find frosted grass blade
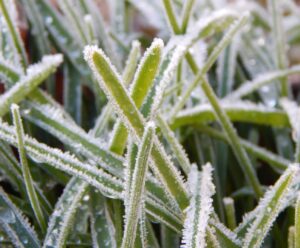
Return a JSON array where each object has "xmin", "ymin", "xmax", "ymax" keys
[
  {"xmin": 0, "ymin": 57, "xmax": 21, "ymax": 85},
  {"xmin": 109, "ymin": 39, "xmax": 163, "ymax": 154},
  {"xmin": 172, "ymin": 101, "xmax": 289, "ymax": 129},
  {"xmin": 43, "ymin": 178, "xmax": 88, "ymax": 248},
  {"xmin": 162, "ymin": 0, "xmax": 181, "ymax": 34},
  {"xmin": 0, "ymin": 54, "xmax": 63, "ymax": 117},
  {"xmin": 11, "ymin": 104, "xmax": 47, "ymax": 233},
  {"xmin": 0, "ymin": 187, "xmax": 40, "ymax": 248},
  {"xmin": 181, "ymin": 164, "xmax": 215, "ymax": 248},
  {"xmin": 0, "ymin": 0, "xmax": 27, "ymax": 71},
  {"xmin": 92, "ymin": 40, "xmax": 141, "ymax": 137},
  {"xmin": 84, "ymin": 45, "xmax": 189, "ymax": 210},
  {"xmin": 206, "ymin": 227, "xmax": 221, "ymax": 248},
  {"xmin": 180, "ymin": 0, "xmax": 196, "ymax": 33},
  {"xmin": 289, "ymin": 226, "xmax": 295, "ymax": 248},
  {"xmin": 157, "ymin": 114, "xmax": 191, "ymax": 174},
  {"xmin": 121, "ymin": 123, "xmax": 155, "ymax": 248},
  {"xmin": 243, "ymin": 165, "xmax": 298, "ymax": 248},
  {"xmin": 226, "ymin": 65, "xmax": 300, "ymax": 100}
]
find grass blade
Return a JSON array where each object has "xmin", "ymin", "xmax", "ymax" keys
[
  {"xmin": 43, "ymin": 178, "xmax": 88, "ymax": 248},
  {"xmin": 181, "ymin": 164, "xmax": 215, "ymax": 248},
  {"xmin": 0, "ymin": 187, "xmax": 40, "ymax": 248},
  {"xmin": 223, "ymin": 197, "xmax": 236, "ymax": 230},
  {"xmin": 121, "ymin": 122, "xmax": 155, "ymax": 248},
  {"xmin": 199, "ymin": 76, "xmax": 263, "ymax": 198},
  {"xmin": 0, "ymin": 54, "xmax": 63, "ymax": 117},
  {"xmin": 11, "ymin": 104, "xmax": 47, "ymax": 234},
  {"xmin": 242, "ymin": 165, "xmax": 299, "ymax": 248},
  {"xmin": 0, "ymin": 57, "xmax": 21, "ymax": 85},
  {"xmin": 180, "ymin": 0, "xmax": 196, "ymax": 33},
  {"xmin": 295, "ymin": 193, "xmax": 300, "ymax": 248}
]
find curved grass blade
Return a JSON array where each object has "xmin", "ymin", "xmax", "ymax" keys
[
  {"xmin": 0, "ymin": 120, "xmax": 123, "ymax": 198},
  {"xmin": 157, "ymin": 114, "xmax": 191, "ymax": 174},
  {"xmin": 181, "ymin": 164, "xmax": 215, "ymax": 248},
  {"xmin": 172, "ymin": 101, "xmax": 289, "ymax": 129},
  {"xmin": 0, "ymin": 54, "xmax": 63, "ymax": 117},
  {"xmin": 0, "ymin": 187, "xmax": 40, "ymax": 248},
  {"xmin": 109, "ymin": 38, "xmax": 163, "ymax": 154},
  {"xmin": 43, "ymin": 178, "xmax": 88, "ymax": 248},
  {"xmin": 242, "ymin": 164, "xmax": 298, "ymax": 248},
  {"xmin": 121, "ymin": 122, "xmax": 155, "ymax": 248},
  {"xmin": 170, "ymin": 13, "xmax": 249, "ymax": 119},
  {"xmin": 84, "ymin": 45, "xmax": 189, "ymax": 210},
  {"xmin": 0, "ymin": 141, "xmax": 52, "ymax": 216},
  {"xmin": 196, "ymin": 124, "xmax": 289, "ymax": 173},
  {"xmin": 226, "ymin": 65, "xmax": 300, "ymax": 100},
  {"xmin": 11, "ymin": 104, "xmax": 47, "ymax": 233},
  {"xmin": 0, "ymin": 0, "xmax": 27, "ymax": 71}
]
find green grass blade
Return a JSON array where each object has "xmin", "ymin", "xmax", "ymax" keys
[
  {"xmin": 0, "ymin": 54, "xmax": 63, "ymax": 117},
  {"xmin": 92, "ymin": 40, "xmax": 141, "ymax": 137},
  {"xmin": 0, "ymin": 0, "xmax": 27, "ymax": 71},
  {"xmin": 172, "ymin": 101, "xmax": 289, "ymax": 129},
  {"xmin": 206, "ymin": 226, "xmax": 221, "ymax": 248},
  {"xmin": 11, "ymin": 104, "xmax": 47, "ymax": 234},
  {"xmin": 0, "ymin": 120, "xmax": 123, "ymax": 198},
  {"xmin": 121, "ymin": 123, "xmax": 155, "ymax": 248},
  {"xmin": 195, "ymin": 125, "xmax": 290, "ymax": 172},
  {"xmin": 223, "ymin": 197, "xmax": 236, "ymax": 230},
  {"xmin": 295, "ymin": 193, "xmax": 300, "ymax": 248},
  {"xmin": 243, "ymin": 165, "xmax": 298, "ymax": 248},
  {"xmin": 181, "ymin": 164, "xmax": 215, "ymax": 248},
  {"xmin": 180, "ymin": 0, "xmax": 196, "ymax": 33},
  {"xmin": 43, "ymin": 178, "xmax": 88, "ymax": 248},
  {"xmin": 0, "ymin": 187, "xmax": 40, "ymax": 248},
  {"xmin": 157, "ymin": 114, "xmax": 191, "ymax": 174},
  {"xmin": 162, "ymin": 0, "xmax": 181, "ymax": 34},
  {"xmin": 109, "ymin": 39, "xmax": 163, "ymax": 154},
  {"xmin": 84, "ymin": 45, "xmax": 189, "ymax": 210}
]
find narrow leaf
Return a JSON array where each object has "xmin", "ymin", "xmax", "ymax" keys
[
  {"xmin": 243, "ymin": 164, "xmax": 299, "ymax": 248},
  {"xmin": 181, "ymin": 163, "xmax": 215, "ymax": 248},
  {"xmin": 11, "ymin": 104, "xmax": 47, "ymax": 233}
]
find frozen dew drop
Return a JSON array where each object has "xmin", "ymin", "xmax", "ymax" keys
[{"xmin": 45, "ymin": 16, "xmax": 53, "ymax": 25}]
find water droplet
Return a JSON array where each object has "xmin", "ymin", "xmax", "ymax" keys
[{"xmin": 45, "ymin": 16, "xmax": 53, "ymax": 25}]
